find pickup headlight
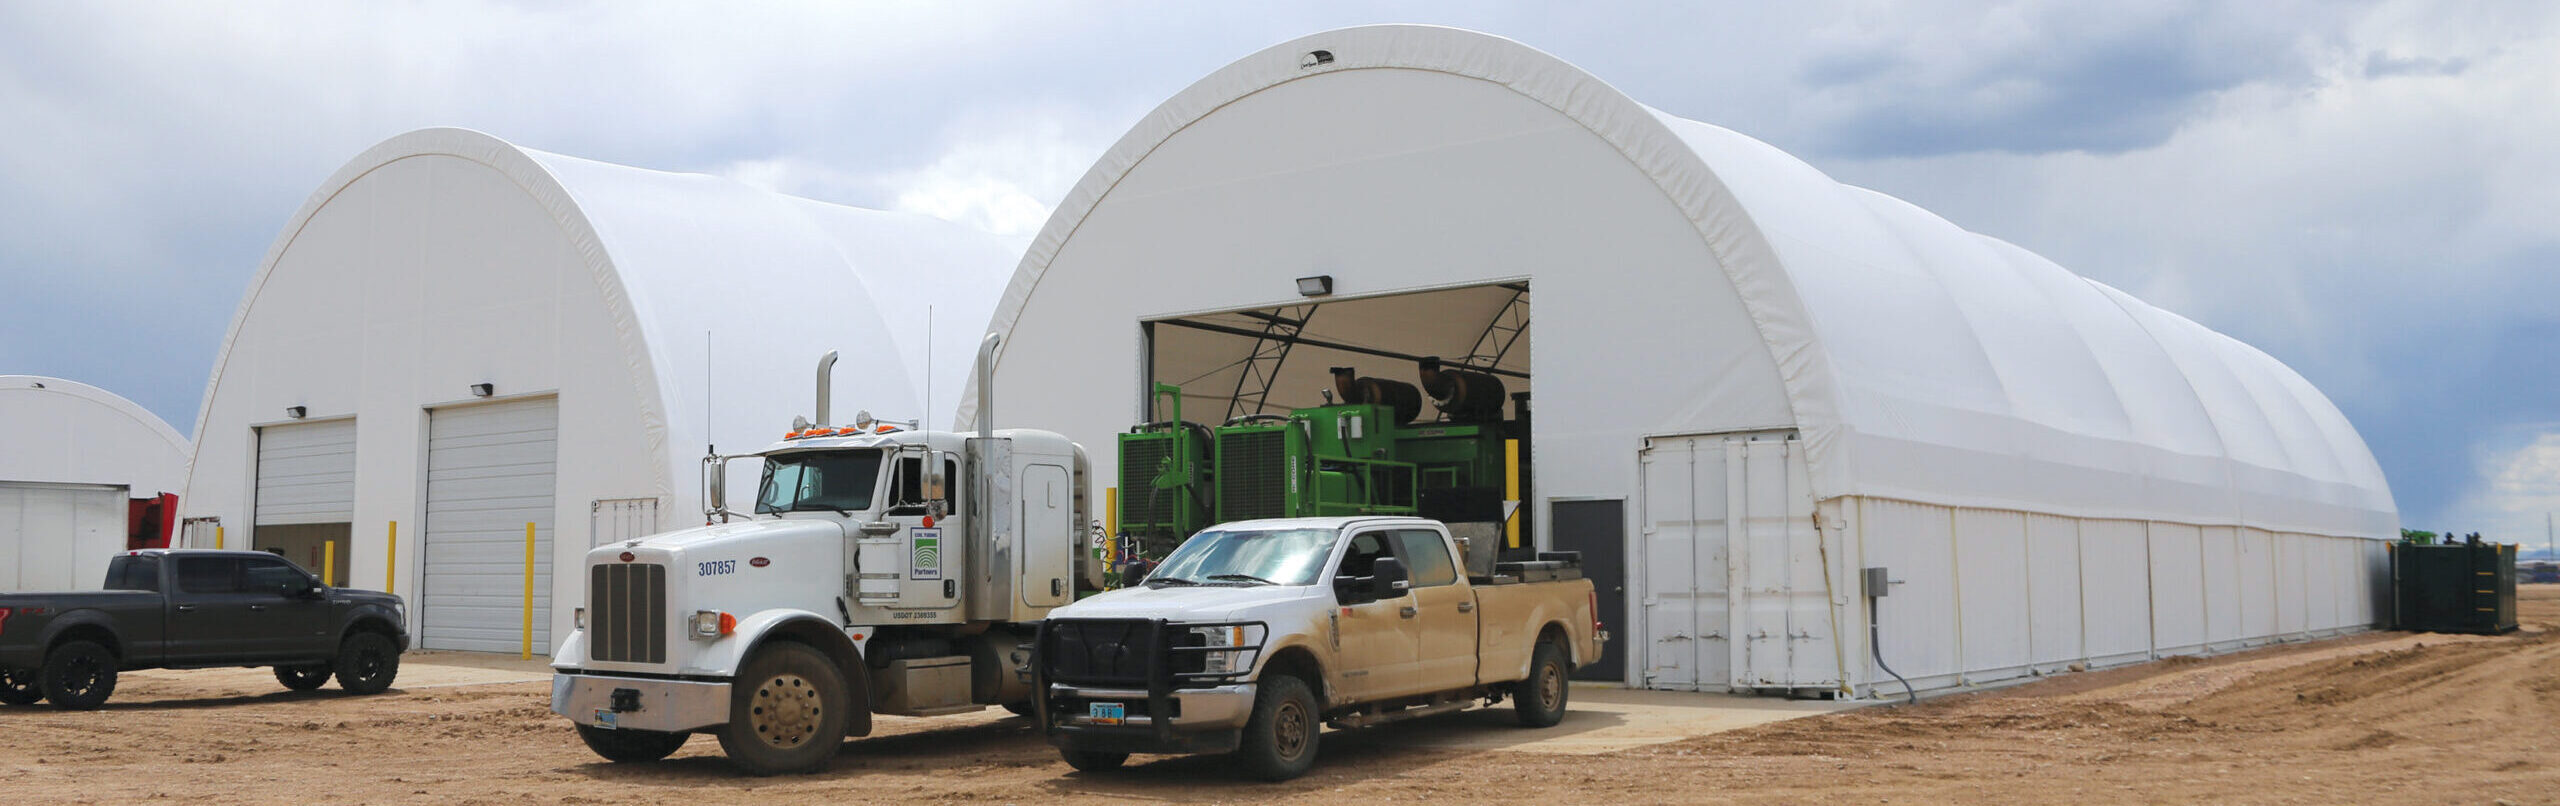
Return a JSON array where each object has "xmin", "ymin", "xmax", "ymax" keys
[{"xmin": 1187, "ymin": 624, "xmax": 1265, "ymax": 675}]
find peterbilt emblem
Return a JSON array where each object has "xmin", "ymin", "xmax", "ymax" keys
[
  {"xmin": 618, "ymin": 551, "xmax": 635, "ymax": 562},
  {"xmin": 749, "ymin": 557, "xmax": 770, "ymax": 568}
]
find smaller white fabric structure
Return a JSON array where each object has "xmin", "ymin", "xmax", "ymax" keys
[
  {"xmin": 1, "ymin": 376, "xmax": 192, "ymax": 590},
  {"xmin": 972, "ymin": 25, "xmax": 2397, "ymax": 695},
  {"xmin": 183, "ymin": 128, "xmax": 1014, "ymax": 650}
]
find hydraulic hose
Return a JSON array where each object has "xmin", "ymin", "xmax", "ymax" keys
[{"xmin": 1868, "ymin": 596, "xmax": 1917, "ymax": 705}]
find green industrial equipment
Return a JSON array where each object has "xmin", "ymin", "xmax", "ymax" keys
[
  {"xmin": 1214, "ymin": 404, "xmax": 1419, "ymax": 523},
  {"xmin": 1116, "ymin": 383, "xmax": 1212, "ymax": 557}
]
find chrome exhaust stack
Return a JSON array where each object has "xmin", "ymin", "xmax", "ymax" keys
[
  {"xmin": 814, "ymin": 350, "xmax": 840, "ymax": 427},
  {"xmin": 976, "ymin": 334, "xmax": 1000, "ymax": 440}
]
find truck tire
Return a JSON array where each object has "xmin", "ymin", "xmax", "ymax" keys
[
  {"xmin": 40, "ymin": 640, "xmax": 117, "ymax": 710},
  {"xmin": 274, "ymin": 663, "xmax": 333, "ymax": 691},
  {"xmin": 716, "ymin": 642, "xmax": 851, "ymax": 775},
  {"xmin": 334, "ymin": 632, "xmax": 401, "ymax": 694},
  {"xmin": 0, "ymin": 667, "xmax": 40, "ymax": 706},
  {"xmin": 1513, "ymin": 640, "xmax": 1569, "ymax": 728},
  {"xmin": 1059, "ymin": 747, "xmax": 1129, "ymax": 772},
  {"xmin": 577, "ymin": 724, "xmax": 691, "ymax": 763},
  {"xmin": 1236, "ymin": 674, "xmax": 1319, "ymax": 781}
]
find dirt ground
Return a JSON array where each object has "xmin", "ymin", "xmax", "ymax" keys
[{"xmin": 9, "ymin": 590, "xmax": 2560, "ymax": 805}]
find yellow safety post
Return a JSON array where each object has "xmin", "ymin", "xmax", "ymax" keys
[
  {"xmin": 215, "ymin": 525, "xmax": 225, "ymax": 550},
  {"xmin": 323, "ymin": 540, "xmax": 336, "ymax": 586},
  {"xmin": 1504, "ymin": 439, "xmax": 1522, "ymax": 549},
  {"xmin": 384, "ymin": 521, "xmax": 397, "ymax": 594},
  {"xmin": 523, "ymin": 522, "xmax": 536, "ymax": 660},
  {"xmin": 1104, "ymin": 487, "xmax": 1121, "ymax": 566}
]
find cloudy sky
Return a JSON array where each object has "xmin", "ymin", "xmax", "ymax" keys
[{"xmin": 2, "ymin": 2, "xmax": 2553, "ymax": 544}]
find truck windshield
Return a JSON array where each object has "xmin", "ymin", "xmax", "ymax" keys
[
  {"xmin": 1147, "ymin": 528, "xmax": 1338, "ymax": 586},
  {"xmin": 755, "ymin": 449, "xmax": 885, "ymax": 514}
]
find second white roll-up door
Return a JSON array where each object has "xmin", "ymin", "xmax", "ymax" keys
[{"xmin": 422, "ymin": 397, "xmax": 558, "ymax": 653}]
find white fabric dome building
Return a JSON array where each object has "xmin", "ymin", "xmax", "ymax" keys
[
  {"xmin": 969, "ymin": 26, "xmax": 2398, "ymax": 695},
  {"xmin": 0, "ymin": 376, "xmax": 191, "ymax": 591},
  {"xmin": 183, "ymin": 128, "xmax": 1013, "ymax": 653}
]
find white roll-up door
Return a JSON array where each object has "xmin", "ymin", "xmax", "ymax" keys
[
  {"xmin": 422, "ymin": 397, "xmax": 558, "ymax": 653},
  {"xmin": 256, "ymin": 418, "xmax": 357, "ymax": 526}
]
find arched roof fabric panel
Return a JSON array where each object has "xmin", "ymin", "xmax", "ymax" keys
[
  {"xmin": 0, "ymin": 375, "xmax": 191, "ymax": 494},
  {"xmin": 978, "ymin": 25, "xmax": 2395, "ymax": 538}
]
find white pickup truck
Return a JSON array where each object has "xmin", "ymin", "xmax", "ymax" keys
[{"xmin": 1033, "ymin": 516, "xmax": 1606, "ymax": 780}]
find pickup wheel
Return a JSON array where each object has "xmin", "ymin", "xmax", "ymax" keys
[
  {"xmin": 577, "ymin": 724, "xmax": 691, "ymax": 763},
  {"xmin": 1059, "ymin": 747, "xmax": 1129, "ymax": 772},
  {"xmin": 1513, "ymin": 640, "xmax": 1569, "ymax": 728},
  {"xmin": 41, "ymin": 640, "xmax": 117, "ymax": 710},
  {"xmin": 334, "ymin": 632, "xmax": 401, "ymax": 694},
  {"xmin": 1236, "ymin": 674, "xmax": 1320, "ymax": 781},
  {"xmin": 274, "ymin": 663, "xmax": 333, "ymax": 691},
  {"xmin": 0, "ymin": 667, "xmax": 41, "ymax": 705},
  {"xmin": 716, "ymin": 642, "xmax": 850, "ymax": 775}
]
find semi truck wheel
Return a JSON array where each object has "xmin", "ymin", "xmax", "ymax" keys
[
  {"xmin": 577, "ymin": 724, "xmax": 691, "ymax": 763},
  {"xmin": 334, "ymin": 632, "xmax": 401, "ymax": 694},
  {"xmin": 40, "ymin": 640, "xmax": 117, "ymax": 710},
  {"xmin": 1060, "ymin": 747, "xmax": 1128, "ymax": 772},
  {"xmin": 1513, "ymin": 640, "xmax": 1569, "ymax": 728},
  {"xmin": 274, "ymin": 663, "xmax": 333, "ymax": 691},
  {"xmin": 717, "ymin": 642, "xmax": 851, "ymax": 775},
  {"xmin": 1236, "ymin": 674, "xmax": 1319, "ymax": 781},
  {"xmin": 0, "ymin": 667, "xmax": 40, "ymax": 705}
]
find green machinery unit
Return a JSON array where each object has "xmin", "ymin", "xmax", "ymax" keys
[
  {"xmin": 1117, "ymin": 385, "xmax": 1525, "ymax": 562},
  {"xmin": 1116, "ymin": 384, "xmax": 1213, "ymax": 556}
]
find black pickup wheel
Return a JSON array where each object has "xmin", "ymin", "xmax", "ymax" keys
[
  {"xmin": 1060, "ymin": 747, "xmax": 1129, "ymax": 772},
  {"xmin": 274, "ymin": 663, "xmax": 333, "ymax": 691},
  {"xmin": 0, "ymin": 667, "xmax": 40, "ymax": 706},
  {"xmin": 40, "ymin": 640, "xmax": 118, "ymax": 710},
  {"xmin": 334, "ymin": 632, "xmax": 401, "ymax": 694}
]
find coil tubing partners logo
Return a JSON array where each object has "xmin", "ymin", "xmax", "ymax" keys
[{"xmin": 909, "ymin": 528, "xmax": 943, "ymax": 580}]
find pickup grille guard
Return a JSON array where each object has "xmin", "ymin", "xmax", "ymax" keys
[{"xmin": 1034, "ymin": 618, "xmax": 1267, "ymax": 739}]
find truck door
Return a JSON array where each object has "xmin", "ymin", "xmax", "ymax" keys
[
  {"xmin": 1390, "ymin": 529, "xmax": 1479, "ymax": 693},
  {"xmin": 1018, "ymin": 463, "xmax": 1072, "ymax": 609},
  {"xmin": 168, "ymin": 556, "xmax": 256, "ymax": 662},
  {"xmin": 1329, "ymin": 528, "xmax": 1417, "ymax": 702},
  {"xmin": 241, "ymin": 555, "xmax": 333, "ymax": 659}
]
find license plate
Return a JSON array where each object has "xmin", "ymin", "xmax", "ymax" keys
[
  {"xmin": 593, "ymin": 709, "xmax": 618, "ymax": 729},
  {"xmin": 1087, "ymin": 702, "xmax": 1125, "ymax": 725}
]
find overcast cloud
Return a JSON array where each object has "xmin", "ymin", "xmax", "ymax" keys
[{"xmin": 1, "ymin": 2, "xmax": 2552, "ymax": 545}]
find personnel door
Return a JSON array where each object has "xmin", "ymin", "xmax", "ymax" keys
[
  {"xmin": 1392, "ymin": 529, "xmax": 1479, "ymax": 692},
  {"xmin": 1328, "ymin": 528, "xmax": 1417, "ymax": 702}
]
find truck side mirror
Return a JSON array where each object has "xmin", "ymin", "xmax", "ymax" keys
[
  {"xmin": 859, "ymin": 520, "xmax": 902, "ymax": 537},
  {"xmin": 1371, "ymin": 557, "xmax": 1409, "ymax": 600},
  {"xmin": 1333, "ymin": 575, "xmax": 1376, "ymax": 606}
]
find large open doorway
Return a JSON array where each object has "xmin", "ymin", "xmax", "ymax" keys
[{"xmin": 1126, "ymin": 281, "xmax": 1538, "ymax": 568}]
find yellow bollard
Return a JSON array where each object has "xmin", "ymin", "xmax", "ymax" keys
[
  {"xmin": 384, "ymin": 521, "xmax": 397, "ymax": 594},
  {"xmin": 323, "ymin": 540, "xmax": 336, "ymax": 586},
  {"xmin": 216, "ymin": 525, "xmax": 225, "ymax": 550},
  {"xmin": 523, "ymin": 522, "xmax": 536, "ymax": 660},
  {"xmin": 1505, "ymin": 439, "xmax": 1522, "ymax": 549}
]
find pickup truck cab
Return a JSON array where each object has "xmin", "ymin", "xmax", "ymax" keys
[
  {"xmin": 0, "ymin": 549, "xmax": 408, "ymax": 709},
  {"xmin": 1035, "ymin": 516, "xmax": 1606, "ymax": 780}
]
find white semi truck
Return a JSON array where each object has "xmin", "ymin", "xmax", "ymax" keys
[{"xmin": 550, "ymin": 339, "xmax": 1099, "ymax": 774}]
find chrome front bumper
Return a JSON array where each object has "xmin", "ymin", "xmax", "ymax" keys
[{"xmin": 552, "ymin": 673, "xmax": 732, "ymax": 734}]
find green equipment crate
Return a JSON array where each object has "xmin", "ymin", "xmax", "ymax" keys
[{"xmin": 2392, "ymin": 540, "xmax": 2517, "ymax": 634}]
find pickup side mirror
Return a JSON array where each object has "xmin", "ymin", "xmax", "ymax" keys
[
  {"xmin": 301, "ymin": 584, "xmax": 327, "ymax": 599},
  {"xmin": 1371, "ymin": 557, "xmax": 1409, "ymax": 600},
  {"xmin": 1333, "ymin": 575, "xmax": 1376, "ymax": 606}
]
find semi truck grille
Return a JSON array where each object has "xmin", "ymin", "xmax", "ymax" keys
[
  {"xmin": 1118, "ymin": 434, "xmax": 1175, "ymax": 528},
  {"xmin": 589, "ymin": 563, "xmax": 667, "ymax": 664},
  {"xmin": 1042, "ymin": 619, "xmax": 1160, "ymax": 687},
  {"xmin": 1217, "ymin": 428, "xmax": 1286, "ymax": 521}
]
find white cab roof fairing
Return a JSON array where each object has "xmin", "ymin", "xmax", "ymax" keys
[{"xmin": 971, "ymin": 25, "xmax": 2394, "ymax": 539}]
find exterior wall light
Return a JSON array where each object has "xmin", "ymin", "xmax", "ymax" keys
[
  {"xmin": 284, "ymin": 406, "xmax": 307, "ymax": 420},
  {"xmin": 1296, "ymin": 275, "xmax": 1334, "ymax": 297},
  {"xmin": 469, "ymin": 383, "xmax": 494, "ymax": 398}
]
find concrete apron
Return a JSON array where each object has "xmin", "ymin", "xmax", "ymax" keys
[{"xmin": 1350, "ymin": 686, "xmax": 1864, "ymax": 755}]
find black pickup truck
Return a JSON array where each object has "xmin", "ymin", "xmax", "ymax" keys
[{"xmin": 0, "ymin": 549, "xmax": 407, "ymax": 709}]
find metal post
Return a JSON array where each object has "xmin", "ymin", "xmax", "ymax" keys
[
  {"xmin": 216, "ymin": 525, "xmax": 224, "ymax": 550},
  {"xmin": 385, "ymin": 521, "xmax": 398, "ymax": 594},
  {"xmin": 323, "ymin": 540, "xmax": 336, "ymax": 586},
  {"xmin": 1505, "ymin": 439, "xmax": 1522, "ymax": 549},
  {"xmin": 523, "ymin": 522, "xmax": 536, "ymax": 660}
]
